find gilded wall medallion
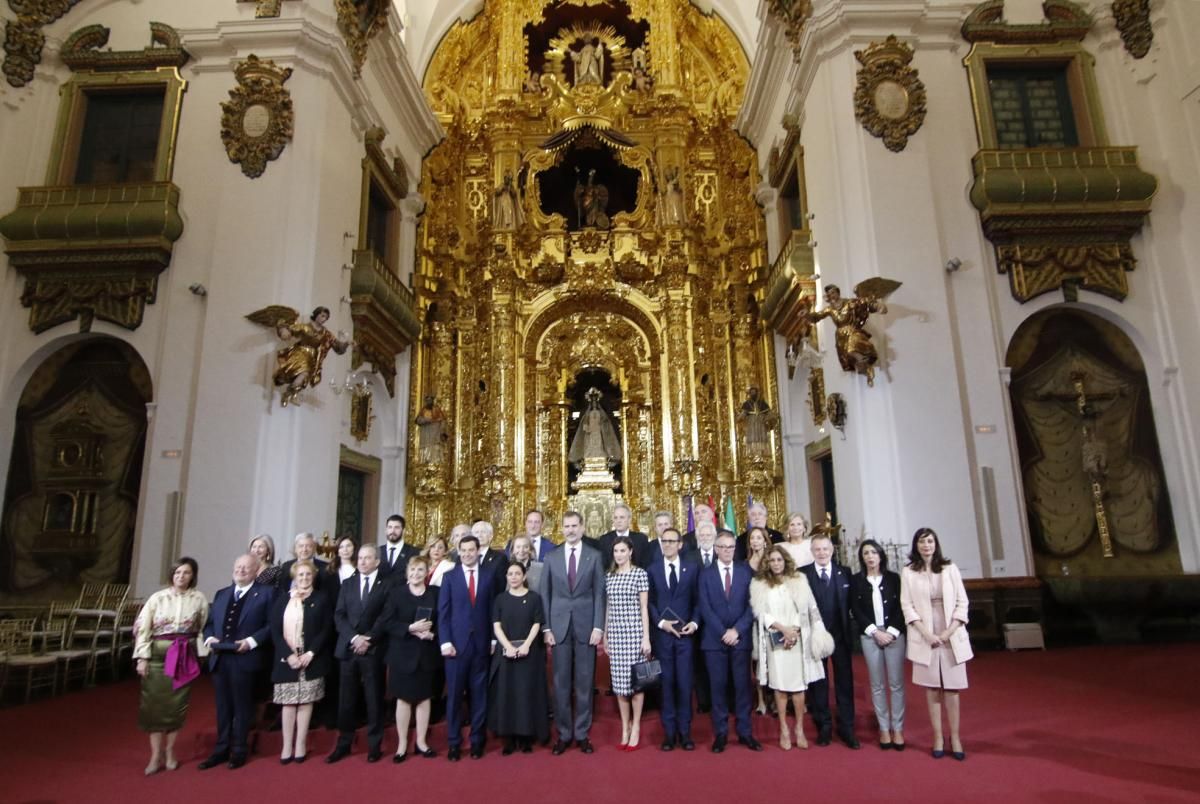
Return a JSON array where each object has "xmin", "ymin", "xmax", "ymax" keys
[
  {"xmin": 853, "ymin": 36, "xmax": 927, "ymax": 152},
  {"xmin": 350, "ymin": 392, "xmax": 374, "ymax": 443},
  {"xmin": 220, "ymin": 55, "xmax": 294, "ymax": 179},
  {"xmin": 1111, "ymin": 0, "xmax": 1152, "ymax": 59}
]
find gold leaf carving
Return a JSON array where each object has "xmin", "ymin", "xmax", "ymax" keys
[
  {"xmin": 853, "ymin": 36, "xmax": 926, "ymax": 153},
  {"xmin": 220, "ymin": 55, "xmax": 294, "ymax": 179}
]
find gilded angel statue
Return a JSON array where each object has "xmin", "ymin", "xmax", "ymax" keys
[
  {"xmin": 807, "ymin": 278, "xmax": 901, "ymax": 386},
  {"xmin": 245, "ymin": 305, "xmax": 350, "ymax": 407}
]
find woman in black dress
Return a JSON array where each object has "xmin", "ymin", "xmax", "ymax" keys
[
  {"xmin": 269, "ymin": 560, "xmax": 333, "ymax": 763},
  {"xmin": 488, "ymin": 561, "xmax": 550, "ymax": 753},
  {"xmin": 384, "ymin": 554, "xmax": 440, "ymax": 762}
]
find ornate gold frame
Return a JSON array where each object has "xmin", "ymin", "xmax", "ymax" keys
[
  {"xmin": 853, "ymin": 36, "xmax": 927, "ymax": 153},
  {"xmin": 335, "ymin": 0, "xmax": 390, "ymax": 77},
  {"xmin": 349, "ymin": 393, "xmax": 374, "ymax": 443},
  {"xmin": 220, "ymin": 55, "xmax": 294, "ymax": 179}
]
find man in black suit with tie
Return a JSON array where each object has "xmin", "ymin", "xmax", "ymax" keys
[
  {"xmin": 801, "ymin": 533, "xmax": 859, "ymax": 749},
  {"xmin": 471, "ymin": 520, "xmax": 508, "ymax": 586},
  {"xmin": 647, "ymin": 527, "xmax": 699, "ymax": 751},
  {"xmin": 200, "ymin": 555, "xmax": 274, "ymax": 770},
  {"xmin": 327, "ymin": 544, "xmax": 392, "ymax": 763},
  {"xmin": 275, "ymin": 532, "xmax": 329, "ymax": 594},
  {"xmin": 735, "ymin": 501, "xmax": 784, "ymax": 560},
  {"xmin": 378, "ymin": 514, "xmax": 418, "ymax": 579},
  {"xmin": 690, "ymin": 521, "xmax": 719, "ymax": 713},
  {"xmin": 697, "ymin": 530, "xmax": 762, "ymax": 753},
  {"xmin": 590, "ymin": 503, "xmax": 651, "ymax": 569}
]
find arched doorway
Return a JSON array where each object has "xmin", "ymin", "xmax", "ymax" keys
[
  {"xmin": 0, "ymin": 337, "xmax": 151, "ymax": 601},
  {"xmin": 1006, "ymin": 308, "xmax": 1179, "ymax": 578}
]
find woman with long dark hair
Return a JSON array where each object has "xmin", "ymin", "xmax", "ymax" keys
[
  {"xmin": 901, "ymin": 528, "xmax": 972, "ymax": 760},
  {"xmin": 850, "ymin": 539, "xmax": 906, "ymax": 750}
]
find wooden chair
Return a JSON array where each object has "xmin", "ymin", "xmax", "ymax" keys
[
  {"xmin": 114, "ymin": 599, "xmax": 144, "ymax": 675},
  {"xmin": 91, "ymin": 598, "xmax": 138, "ymax": 684},
  {"xmin": 0, "ymin": 618, "xmax": 58, "ymax": 704},
  {"xmin": 41, "ymin": 604, "xmax": 92, "ymax": 690}
]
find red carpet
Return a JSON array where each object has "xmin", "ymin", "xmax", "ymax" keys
[{"xmin": 2, "ymin": 644, "xmax": 1198, "ymax": 803}]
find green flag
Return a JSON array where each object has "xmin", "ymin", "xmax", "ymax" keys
[{"xmin": 724, "ymin": 495, "xmax": 737, "ymax": 533}]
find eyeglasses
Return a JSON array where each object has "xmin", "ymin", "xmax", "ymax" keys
[
  {"xmin": 715, "ymin": 543, "xmax": 735, "ymax": 550},
  {"xmin": 660, "ymin": 538, "xmax": 680, "ymax": 544}
]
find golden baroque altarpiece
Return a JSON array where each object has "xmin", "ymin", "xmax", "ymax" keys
[{"xmin": 406, "ymin": 0, "xmax": 784, "ymax": 541}]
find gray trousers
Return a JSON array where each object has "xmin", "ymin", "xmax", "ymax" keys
[
  {"xmin": 860, "ymin": 633, "xmax": 906, "ymax": 733},
  {"xmin": 551, "ymin": 624, "xmax": 596, "ymax": 741}
]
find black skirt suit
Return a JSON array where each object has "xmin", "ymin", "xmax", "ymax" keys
[{"xmin": 384, "ymin": 585, "xmax": 441, "ymax": 703}]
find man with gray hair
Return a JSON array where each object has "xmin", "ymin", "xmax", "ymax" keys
[
  {"xmin": 735, "ymin": 501, "xmax": 783, "ymax": 561},
  {"xmin": 275, "ymin": 532, "xmax": 330, "ymax": 598},
  {"xmin": 588, "ymin": 502, "xmax": 650, "ymax": 570},
  {"xmin": 471, "ymin": 520, "xmax": 507, "ymax": 586}
]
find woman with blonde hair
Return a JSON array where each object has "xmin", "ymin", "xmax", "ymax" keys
[
  {"xmin": 779, "ymin": 513, "xmax": 813, "ymax": 568},
  {"xmin": 750, "ymin": 545, "xmax": 832, "ymax": 750},
  {"xmin": 423, "ymin": 536, "xmax": 455, "ymax": 587},
  {"xmin": 248, "ymin": 534, "xmax": 280, "ymax": 587},
  {"xmin": 269, "ymin": 560, "xmax": 333, "ymax": 763}
]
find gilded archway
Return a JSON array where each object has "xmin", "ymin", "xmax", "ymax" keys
[{"xmin": 406, "ymin": 0, "xmax": 784, "ymax": 541}]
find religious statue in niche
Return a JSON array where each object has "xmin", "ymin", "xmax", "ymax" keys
[
  {"xmin": 570, "ymin": 36, "xmax": 605, "ymax": 86},
  {"xmin": 631, "ymin": 45, "xmax": 653, "ymax": 91},
  {"xmin": 245, "ymin": 304, "xmax": 351, "ymax": 407},
  {"xmin": 659, "ymin": 165, "xmax": 686, "ymax": 226},
  {"xmin": 807, "ymin": 278, "xmax": 901, "ymax": 386},
  {"xmin": 568, "ymin": 387, "xmax": 622, "ymax": 470},
  {"xmin": 574, "ymin": 167, "xmax": 610, "ymax": 229},
  {"xmin": 523, "ymin": 69, "xmax": 543, "ymax": 94},
  {"xmin": 738, "ymin": 385, "xmax": 779, "ymax": 457},
  {"xmin": 414, "ymin": 393, "xmax": 448, "ymax": 464},
  {"xmin": 493, "ymin": 171, "xmax": 524, "ymax": 230}
]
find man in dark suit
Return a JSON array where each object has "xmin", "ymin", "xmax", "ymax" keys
[
  {"xmin": 275, "ymin": 532, "xmax": 330, "ymax": 596},
  {"xmin": 589, "ymin": 503, "xmax": 651, "ymax": 569},
  {"xmin": 327, "ymin": 544, "xmax": 392, "ymax": 764},
  {"xmin": 647, "ymin": 527, "xmax": 700, "ymax": 751},
  {"xmin": 200, "ymin": 554, "xmax": 274, "ymax": 770},
  {"xmin": 540, "ymin": 510, "xmax": 606, "ymax": 755},
  {"xmin": 471, "ymin": 520, "xmax": 509, "ymax": 587},
  {"xmin": 505, "ymin": 509, "xmax": 556, "ymax": 561},
  {"xmin": 735, "ymin": 501, "xmax": 784, "ymax": 560},
  {"xmin": 438, "ymin": 534, "xmax": 496, "ymax": 760},
  {"xmin": 378, "ymin": 514, "xmax": 418, "ymax": 579},
  {"xmin": 801, "ymin": 533, "xmax": 859, "ymax": 749},
  {"xmin": 697, "ymin": 530, "xmax": 762, "ymax": 753}
]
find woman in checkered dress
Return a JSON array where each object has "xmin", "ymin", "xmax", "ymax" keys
[{"xmin": 604, "ymin": 536, "xmax": 652, "ymax": 750}]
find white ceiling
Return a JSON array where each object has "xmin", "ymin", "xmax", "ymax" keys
[{"xmin": 393, "ymin": 0, "xmax": 761, "ymax": 83}]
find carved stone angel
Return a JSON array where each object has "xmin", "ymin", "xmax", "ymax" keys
[
  {"xmin": 807, "ymin": 278, "xmax": 901, "ymax": 386},
  {"xmin": 246, "ymin": 304, "xmax": 350, "ymax": 406}
]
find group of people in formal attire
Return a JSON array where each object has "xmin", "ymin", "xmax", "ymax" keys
[{"xmin": 132, "ymin": 503, "xmax": 974, "ymax": 774}]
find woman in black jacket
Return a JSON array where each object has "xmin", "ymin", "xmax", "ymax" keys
[
  {"xmin": 383, "ymin": 555, "xmax": 441, "ymax": 762},
  {"xmin": 850, "ymin": 540, "xmax": 907, "ymax": 750},
  {"xmin": 270, "ymin": 560, "xmax": 334, "ymax": 764}
]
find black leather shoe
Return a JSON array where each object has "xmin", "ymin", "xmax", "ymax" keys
[
  {"xmin": 711, "ymin": 735, "xmax": 727, "ymax": 753},
  {"xmin": 416, "ymin": 747, "xmax": 437, "ymax": 759},
  {"xmin": 952, "ymin": 750, "xmax": 966, "ymax": 761},
  {"xmin": 470, "ymin": 746, "xmax": 484, "ymax": 760},
  {"xmin": 367, "ymin": 750, "xmax": 383, "ymax": 763},
  {"xmin": 198, "ymin": 754, "xmax": 228, "ymax": 770},
  {"xmin": 879, "ymin": 741, "xmax": 894, "ymax": 750},
  {"xmin": 840, "ymin": 734, "xmax": 861, "ymax": 750},
  {"xmin": 447, "ymin": 747, "xmax": 461, "ymax": 762},
  {"xmin": 325, "ymin": 747, "xmax": 350, "ymax": 764},
  {"xmin": 552, "ymin": 739, "xmax": 571, "ymax": 756},
  {"xmin": 816, "ymin": 732, "xmax": 832, "ymax": 747},
  {"xmin": 932, "ymin": 748, "xmax": 945, "ymax": 759},
  {"xmin": 681, "ymin": 736, "xmax": 696, "ymax": 751},
  {"xmin": 660, "ymin": 738, "xmax": 675, "ymax": 751},
  {"xmin": 893, "ymin": 742, "xmax": 906, "ymax": 752},
  {"xmin": 279, "ymin": 756, "xmax": 293, "ymax": 766},
  {"xmin": 293, "ymin": 754, "xmax": 307, "ymax": 764},
  {"xmin": 738, "ymin": 736, "xmax": 763, "ymax": 752},
  {"xmin": 578, "ymin": 739, "xmax": 594, "ymax": 754},
  {"xmin": 227, "ymin": 756, "xmax": 246, "ymax": 770},
  {"xmin": 392, "ymin": 752, "xmax": 407, "ymax": 764}
]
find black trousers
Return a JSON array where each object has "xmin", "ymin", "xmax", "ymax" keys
[
  {"xmin": 807, "ymin": 635, "xmax": 856, "ymax": 737},
  {"xmin": 336, "ymin": 653, "xmax": 385, "ymax": 752}
]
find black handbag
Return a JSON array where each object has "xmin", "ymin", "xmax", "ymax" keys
[{"xmin": 630, "ymin": 658, "xmax": 662, "ymax": 692}]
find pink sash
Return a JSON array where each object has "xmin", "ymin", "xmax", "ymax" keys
[{"xmin": 162, "ymin": 635, "xmax": 200, "ymax": 690}]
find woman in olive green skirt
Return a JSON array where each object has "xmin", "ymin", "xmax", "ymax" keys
[{"xmin": 133, "ymin": 557, "xmax": 210, "ymax": 775}]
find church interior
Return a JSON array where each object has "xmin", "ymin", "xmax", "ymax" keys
[{"xmin": 0, "ymin": 0, "xmax": 1198, "ymax": 798}]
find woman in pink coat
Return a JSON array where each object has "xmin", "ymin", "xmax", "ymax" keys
[{"xmin": 900, "ymin": 528, "xmax": 972, "ymax": 761}]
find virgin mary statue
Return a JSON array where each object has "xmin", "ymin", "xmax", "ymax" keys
[{"xmin": 568, "ymin": 387, "xmax": 623, "ymax": 470}]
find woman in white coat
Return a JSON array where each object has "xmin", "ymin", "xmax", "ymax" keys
[{"xmin": 901, "ymin": 528, "xmax": 973, "ymax": 761}]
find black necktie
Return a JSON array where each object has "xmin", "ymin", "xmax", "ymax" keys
[
  {"xmin": 703, "ymin": 552, "xmax": 711, "ymax": 567},
  {"xmin": 362, "ymin": 576, "xmax": 370, "ymax": 601},
  {"xmin": 389, "ymin": 546, "xmax": 396, "ymax": 566},
  {"xmin": 820, "ymin": 567, "xmax": 829, "ymax": 585},
  {"xmin": 668, "ymin": 563, "xmax": 677, "ymax": 591},
  {"xmin": 235, "ymin": 588, "xmax": 244, "ymax": 602}
]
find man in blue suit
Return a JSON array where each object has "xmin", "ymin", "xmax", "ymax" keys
[
  {"xmin": 438, "ymin": 534, "xmax": 495, "ymax": 761},
  {"xmin": 200, "ymin": 554, "xmax": 274, "ymax": 769},
  {"xmin": 505, "ymin": 509, "xmax": 556, "ymax": 561},
  {"xmin": 646, "ymin": 527, "xmax": 700, "ymax": 751},
  {"xmin": 697, "ymin": 531, "xmax": 763, "ymax": 753},
  {"xmin": 801, "ymin": 533, "xmax": 859, "ymax": 749}
]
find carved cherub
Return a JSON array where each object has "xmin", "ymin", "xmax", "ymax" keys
[{"xmin": 246, "ymin": 305, "xmax": 350, "ymax": 406}]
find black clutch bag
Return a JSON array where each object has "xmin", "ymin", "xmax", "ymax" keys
[
  {"xmin": 415, "ymin": 607, "xmax": 433, "ymax": 622},
  {"xmin": 631, "ymin": 659, "xmax": 662, "ymax": 692},
  {"xmin": 770, "ymin": 630, "xmax": 787, "ymax": 649}
]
